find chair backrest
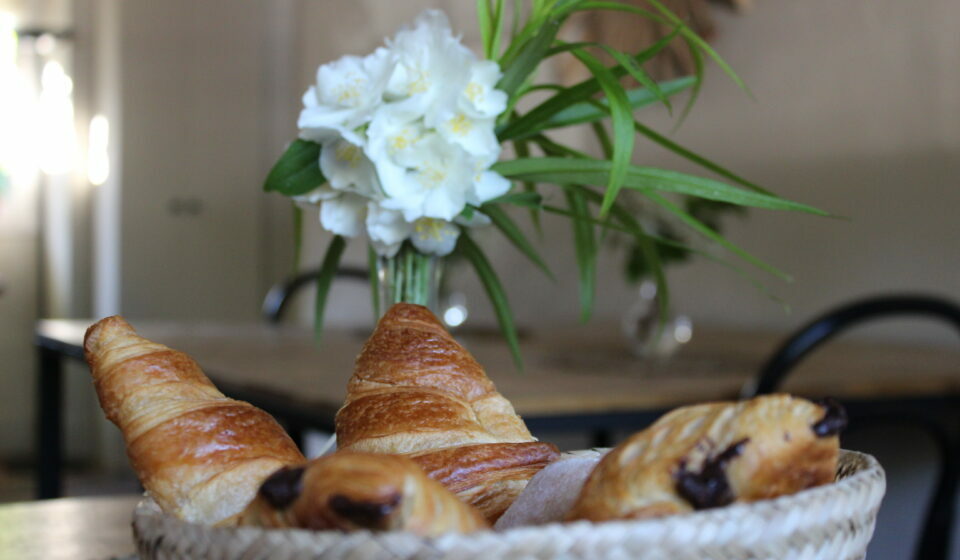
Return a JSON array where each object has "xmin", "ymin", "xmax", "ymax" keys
[
  {"xmin": 743, "ymin": 293, "xmax": 960, "ymax": 560},
  {"xmin": 261, "ymin": 266, "xmax": 369, "ymax": 324}
]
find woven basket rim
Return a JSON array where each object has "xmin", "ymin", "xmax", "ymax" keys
[{"xmin": 133, "ymin": 448, "xmax": 885, "ymax": 543}]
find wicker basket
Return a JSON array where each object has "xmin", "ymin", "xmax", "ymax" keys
[{"xmin": 133, "ymin": 449, "xmax": 885, "ymax": 560}]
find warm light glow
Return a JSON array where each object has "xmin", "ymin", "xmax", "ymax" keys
[
  {"xmin": 87, "ymin": 114, "xmax": 110, "ymax": 185},
  {"xmin": 37, "ymin": 60, "xmax": 77, "ymax": 175}
]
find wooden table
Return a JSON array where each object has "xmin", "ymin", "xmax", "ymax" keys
[
  {"xmin": 0, "ymin": 495, "xmax": 140, "ymax": 559},
  {"xmin": 35, "ymin": 319, "xmax": 960, "ymax": 499}
]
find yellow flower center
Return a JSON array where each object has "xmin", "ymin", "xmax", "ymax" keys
[
  {"xmin": 334, "ymin": 143, "xmax": 362, "ymax": 168},
  {"xmin": 408, "ymin": 68, "xmax": 430, "ymax": 95},
  {"xmin": 448, "ymin": 113, "xmax": 472, "ymax": 136},
  {"xmin": 465, "ymin": 82, "xmax": 483, "ymax": 104},
  {"xmin": 389, "ymin": 128, "xmax": 417, "ymax": 153},
  {"xmin": 419, "ymin": 166, "xmax": 447, "ymax": 188},
  {"xmin": 415, "ymin": 218, "xmax": 446, "ymax": 241}
]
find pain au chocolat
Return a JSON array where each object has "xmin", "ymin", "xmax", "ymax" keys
[
  {"xmin": 335, "ymin": 303, "xmax": 559, "ymax": 522},
  {"xmin": 567, "ymin": 394, "xmax": 845, "ymax": 522}
]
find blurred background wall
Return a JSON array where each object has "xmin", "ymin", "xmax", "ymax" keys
[{"xmin": 0, "ymin": 0, "xmax": 957, "ymax": 556}]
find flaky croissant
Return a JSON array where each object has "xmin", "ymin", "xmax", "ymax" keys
[
  {"xmin": 84, "ymin": 316, "xmax": 305, "ymax": 525},
  {"xmin": 238, "ymin": 451, "xmax": 488, "ymax": 535},
  {"xmin": 335, "ymin": 303, "xmax": 559, "ymax": 522},
  {"xmin": 567, "ymin": 394, "xmax": 846, "ymax": 522}
]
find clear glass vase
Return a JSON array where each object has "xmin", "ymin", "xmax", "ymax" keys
[
  {"xmin": 621, "ymin": 279, "xmax": 693, "ymax": 359},
  {"xmin": 375, "ymin": 242, "xmax": 443, "ymax": 315}
]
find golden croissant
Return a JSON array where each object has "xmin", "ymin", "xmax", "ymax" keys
[
  {"xmin": 84, "ymin": 316, "xmax": 305, "ymax": 525},
  {"xmin": 336, "ymin": 303, "xmax": 559, "ymax": 522},
  {"xmin": 238, "ymin": 451, "xmax": 488, "ymax": 535},
  {"xmin": 567, "ymin": 394, "xmax": 845, "ymax": 522}
]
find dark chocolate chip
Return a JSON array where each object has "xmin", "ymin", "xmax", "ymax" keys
[
  {"xmin": 328, "ymin": 493, "xmax": 401, "ymax": 530},
  {"xmin": 675, "ymin": 438, "xmax": 749, "ymax": 510},
  {"xmin": 811, "ymin": 397, "xmax": 848, "ymax": 437},
  {"xmin": 259, "ymin": 466, "xmax": 305, "ymax": 509}
]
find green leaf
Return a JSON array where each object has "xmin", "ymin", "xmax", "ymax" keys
[
  {"xmin": 575, "ymin": 187, "xmax": 669, "ymax": 321},
  {"xmin": 565, "ymin": 188, "xmax": 596, "ymax": 322},
  {"xmin": 313, "ymin": 235, "xmax": 347, "ymax": 341},
  {"xmin": 677, "ymin": 36, "xmax": 704, "ymax": 126},
  {"xmin": 491, "ymin": 0, "xmax": 507, "ymax": 58},
  {"xmin": 497, "ymin": 16, "xmax": 562, "ymax": 100},
  {"xmin": 264, "ymin": 139, "xmax": 326, "ymax": 196},
  {"xmin": 479, "ymin": 204, "xmax": 554, "ymax": 280},
  {"xmin": 457, "ymin": 232, "xmax": 523, "ymax": 369},
  {"xmin": 367, "ymin": 244, "xmax": 380, "ymax": 321},
  {"xmin": 632, "ymin": 119, "xmax": 773, "ymax": 195},
  {"xmin": 494, "ymin": 157, "xmax": 827, "ymax": 215},
  {"xmin": 529, "ymin": 77, "xmax": 693, "ymax": 135},
  {"xmin": 597, "ymin": 44, "xmax": 671, "ymax": 113},
  {"xmin": 485, "ymin": 190, "xmax": 543, "ymax": 208},
  {"xmin": 498, "ymin": 28, "xmax": 679, "ymax": 141},
  {"xmin": 477, "ymin": 0, "xmax": 493, "ymax": 58},
  {"xmin": 511, "ymin": 139, "xmax": 542, "ymax": 233},
  {"xmin": 645, "ymin": 191, "xmax": 790, "ymax": 280},
  {"xmin": 292, "ymin": 203, "xmax": 303, "ymax": 273}
]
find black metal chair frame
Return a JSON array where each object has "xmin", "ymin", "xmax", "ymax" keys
[
  {"xmin": 261, "ymin": 266, "xmax": 368, "ymax": 324},
  {"xmin": 744, "ymin": 294, "xmax": 960, "ymax": 560}
]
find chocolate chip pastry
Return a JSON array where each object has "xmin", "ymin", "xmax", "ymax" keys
[
  {"xmin": 238, "ymin": 451, "xmax": 488, "ymax": 535},
  {"xmin": 566, "ymin": 394, "xmax": 847, "ymax": 522}
]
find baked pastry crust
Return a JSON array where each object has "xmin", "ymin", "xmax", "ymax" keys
[
  {"xmin": 84, "ymin": 316, "xmax": 305, "ymax": 525},
  {"xmin": 567, "ymin": 394, "xmax": 844, "ymax": 522},
  {"xmin": 238, "ymin": 451, "xmax": 488, "ymax": 535},
  {"xmin": 336, "ymin": 303, "xmax": 559, "ymax": 522}
]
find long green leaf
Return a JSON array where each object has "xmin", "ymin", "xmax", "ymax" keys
[
  {"xmin": 513, "ymin": 77, "xmax": 693, "ymax": 138},
  {"xmin": 494, "ymin": 157, "xmax": 827, "ymax": 215},
  {"xmin": 457, "ymin": 232, "xmax": 523, "ymax": 369},
  {"xmin": 645, "ymin": 191, "xmax": 790, "ymax": 280},
  {"xmin": 264, "ymin": 139, "xmax": 326, "ymax": 196},
  {"xmin": 479, "ymin": 204, "xmax": 554, "ymax": 279},
  {"xmin": 574, "ymin": 187, "xmax": 669, "ymax": 321},
  {"xmin": 511, "ymin": 139, "xmax": 542, "ymax": 232},
  {"xmin": 677, "ymin": 35, "xmax": 704, "ymax": 126},
  {"xmin": 632, "ymin": 119, "xmax": 772, "ymax": 195},
  {"xmin": 498, "ymin": 28, "xmax": 681, "ymax": 141},
  {"xmin": 575, "ymin": 0, "xmax": 751, "ymax": 96},
  {"xmin": 314, "ymin": 235, "xmax": 347, "ymax": 341},
  {"xmin": 477, "ymin": 0, "xmax": 493, "ymax": 58},
  {"xmin": 485, "ymin": 190, "xmax": 543, "ymax": 208},
  {"xmin": 565, "ymin": 189, "xmax": 596, "ymax": 322},
  {"xmin": 491, "ymin": 0, "xmax": 507, "ymax": 58},
  {"xmin": 292, "ymin": 203, "xmax": 303, "ymax": 273},
  {"xmin": 497, "ymin": 16, "xmax": 562, "ymax": 99},
  {"xmin": 597, "ymin": 44, "xmax": 670, "ymax": 113}
]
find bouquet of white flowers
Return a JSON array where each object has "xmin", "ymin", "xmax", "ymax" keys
[{"xmin": 265, "ymin": 0, "xmax": 824, "ymax": 366}]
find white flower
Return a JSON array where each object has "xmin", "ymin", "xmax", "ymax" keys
[
  {"xmin": 375, "ymin": 132, "xmax": 475, "ymax": 222},
  {"xmin": 298, "ymin": 47, "xmax": 394, "ymax": 144},
  {"xmin": 459, "ymin": 61, "xmax": 508, "ymax": 119},
  {"xmin": 410, "ymin": 218, "xmax": 460, "ymax": 256},
  {"xmin": 385, "ymin": 10, "xmax": 473, "ymax": 123},
  {"xmin": 294, "ymin": 9, "xmax": 511, "ymax": 258},
  {"xmin": 366, "ymin": 203, "xmax": 412, "ymax": 257},
  {"xmin": 319, "ymin": 192, "xmax": 368, "ymax": 237},
  {"xmin": 319, "ymin": 136, "xmax": 381, "ymax": 197}
]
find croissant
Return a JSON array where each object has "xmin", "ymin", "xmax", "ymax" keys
[
  {"xmin": 84, "ymin": 316, "xmax": 305, "ymax": 525},
  {"xmin": 567, "ymin": 394, "xmax": 846, "ymax": 522},
  {"xmin": 238, "ymin": 451, "xmax": 488, "ymax": 535},
  {"xmin": 335, "ymin": 303, "xmax": 559, "ymax": 522}
]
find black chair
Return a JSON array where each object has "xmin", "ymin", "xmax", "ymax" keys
[
  {"xmin": 261, "ymin": 266, "xmax": 369, "ymax": 324},
  {"xmin": 743, "ymin": 294, "xmax": 960, "ymax": 560}
]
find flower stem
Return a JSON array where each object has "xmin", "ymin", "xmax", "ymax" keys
[{"xmin": 379, "ymin": 242, "xmax": 438, "ymax": 310}]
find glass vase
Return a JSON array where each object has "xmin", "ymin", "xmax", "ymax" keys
[
  {"xmin": 621, "ymin": 279, "xmax": 693, "ymax": 359},
  {"xmin": 375, "ymin": 242, "xmax": 443, "ymax": 315}
]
